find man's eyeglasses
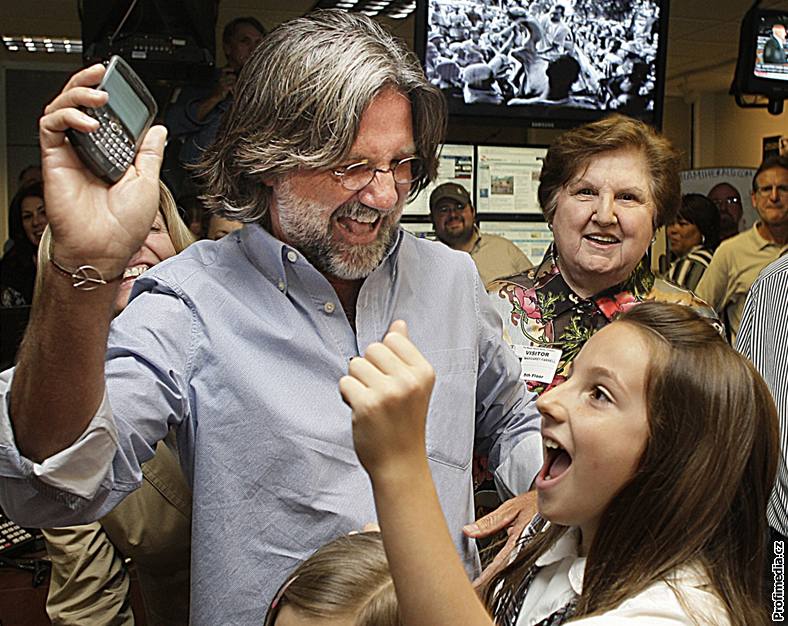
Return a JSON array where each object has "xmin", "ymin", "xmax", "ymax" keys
[
  {"xmin": 332, "ymin": 156, "xmax": 422, "ymax": 192},
  {"xmin": 755, "ymin": 184, "xmax": 788, "ymax": 198}
]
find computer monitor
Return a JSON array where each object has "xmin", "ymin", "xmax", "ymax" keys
[
  {"xmin": 476, "ymin": 145, "xmax": 547, "ymax": 214},
  {"xmin": 405, "ymin": 143, "xmax": 475, "ymax": 215}
]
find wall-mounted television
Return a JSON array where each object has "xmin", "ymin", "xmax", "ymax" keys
[
  {"xmin": 731, "ymin": 6, "xmax": 787, "ymax": 115},
  {"xmin": 80, "ymin": 0, "xmax": 216, "ymax": 86},
  {"xmin": 415, "ymin": 0, "xmax": 670, "ymax": 129}
]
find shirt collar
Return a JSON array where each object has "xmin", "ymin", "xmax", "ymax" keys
[
  {"xmin": 239, "ymin": 223, "xmax": 289, "ymax": 288},
  {"xmin": 382, "ymin": 227, "xmax": 405, "ymax": 283},
  {"xmin": 237, "ymin": 222, "xmax": 406, "ymax": 291},
  {"xmin": 751, "ymin": 222, "xmax": 787, "ymax": 251},
  {"xmin": 533, "ymin": 245, "xmax": 655, "ymax": 315},
  {"xmin": 534, "ymin": 527, "xmax": 586, "ymax": 594},
  {"xmin": 469, "ymin": 225, "xmax": 482, "ymax": 254}
]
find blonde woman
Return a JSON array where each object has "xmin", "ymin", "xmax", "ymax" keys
[{"xmin": 42, "ymin": 183, "xmax": 195, "ymax": 626}]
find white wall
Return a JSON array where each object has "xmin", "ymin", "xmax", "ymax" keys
[
  {"xmin": 693, "ymin": 93, "xmax": 786, "ymax": 168},
  {"xmin": 662, "ymin": 95, "xmax": 693, "ymax": 169}
]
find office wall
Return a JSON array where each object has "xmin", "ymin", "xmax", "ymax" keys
[
  {"xmin": 692, "ymin": 92, "xmax": 786, "ymax": 168},
  {"xmin": 661, "ymin": 95, "xmax": 693, "ymax": 170}
]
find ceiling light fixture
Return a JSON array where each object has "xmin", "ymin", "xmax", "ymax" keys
[
  {"xmin": 312, "ymin": 0, "xmax": 416, "ymax": 19},
  {"xmin": 1, "ymin": 35, "xmax": 83, "ymax": 54}
]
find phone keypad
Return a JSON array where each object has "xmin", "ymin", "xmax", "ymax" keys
[
  {"xmin": 0, "ymin": 512, "xmax": 34, "ymax": 554},
  {"xmin": 88, "ymin": 108, "xmax": 136, "ymax": 171}
]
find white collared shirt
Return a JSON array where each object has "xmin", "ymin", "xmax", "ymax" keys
[
  {"xmin": 516, "ymin": 528, "xmax": 585, "ymax": 626},
  {"xmin": 515, "ymin": 528, "xmax": 731, "ymax": 625}
]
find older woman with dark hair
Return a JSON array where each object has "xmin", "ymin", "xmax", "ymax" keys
[
  {"xmin": 666, "ymin": 193, "xmax": 721, "ymax": 291},
  {"xmin": 0, "ymin": 182, "xmax": 47, "ymax": 306},
  {"xmin": 490, "ymin": 115, "xmax": 717, "ymax": 401}
]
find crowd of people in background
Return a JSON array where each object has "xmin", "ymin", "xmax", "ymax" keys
[
  {"xmin": 425, "ymin": 0, "xmax": 660, "ymax": 111},
  {"xmin": 0, "ymin": 166, "xmax": 241, "ymax": 313},
  {"xmin": 663, "ymin": 156, "xmax": 788, "ymax": 342},
  {"xmin": 0, "ymin": 8, "xmax": 786, "ymax": 626},
  {"xmin": 1, "ymin": 17, "xmax": 263, "ymax": 311}
]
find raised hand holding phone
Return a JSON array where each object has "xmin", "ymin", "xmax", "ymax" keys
[
  {"xmin": 340, "ymin": 320, "xmax": 435, "ymax": 481},
  {"xmin": 9, "ymin": 62, "xmax": 168, "ymax": 463},
  {"xmin": 40, "ymin": 61, "xmax": 165, "ymax": 280},
  {"xmin": 65, "ymin": 56, "xmax": 157, "ymax": 185}
]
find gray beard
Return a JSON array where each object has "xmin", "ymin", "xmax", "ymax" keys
[
  {"xmin": 302, "ymin": 216, "xmax": 399, "ymax": 280},
  {"xmin": 275, "ymin": 182, "xmax": 402, "ymax": 280}
]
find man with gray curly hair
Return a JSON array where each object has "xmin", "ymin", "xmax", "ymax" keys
[{"xmin": 0, "ymin": 10, "xmax": 540, "ymax": 624}]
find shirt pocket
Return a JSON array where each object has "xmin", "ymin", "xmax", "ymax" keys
[{"xmin": 423, "ymin": 347, "xmax": 476, "ymax": 470}]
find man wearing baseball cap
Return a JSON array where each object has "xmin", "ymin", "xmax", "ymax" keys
[{"xmin": 429, "ymin": 182, "xmax": 532, "ymax": 287}]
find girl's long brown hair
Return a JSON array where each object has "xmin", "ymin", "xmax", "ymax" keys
[{"xmin": 484, "ymin": 302, "xmax": 778, "ymax": 625}]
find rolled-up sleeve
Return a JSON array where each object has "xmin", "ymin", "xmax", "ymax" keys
[
  {"xmin": 0, "ymin": 278, "xmax": 195, "ymax": 527},
  {"xmin": 0, "ymin": 368, "xmax": 126, "ymax": 526}
]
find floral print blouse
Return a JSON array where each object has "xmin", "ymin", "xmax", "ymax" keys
[{"xmin": 489, "ymin": 245, "xmax": 719, "ymax": 396}]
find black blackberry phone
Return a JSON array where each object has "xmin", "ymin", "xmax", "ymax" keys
[{"xmin": 66, "ymin": 55, "xmax": 157, "ymax": 184}]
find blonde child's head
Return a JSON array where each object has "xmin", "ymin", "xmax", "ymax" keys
[{"xmin": 264, "ymin": 532, "xmax": 401, "ymax": 626}]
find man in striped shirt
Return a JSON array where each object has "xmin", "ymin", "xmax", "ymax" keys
[{"xmin": 736, "ymin": 253, "xmax": 788, "ymax": 609}]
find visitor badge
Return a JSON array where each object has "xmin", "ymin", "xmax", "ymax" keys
[{"xmin": 511, "ymin": 345, "xmax": 562, "ymax": 384}]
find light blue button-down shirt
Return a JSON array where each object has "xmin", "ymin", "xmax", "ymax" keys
[{"xmin": 0, "ymin": 224, "xmax": 541, "ymax": 624}]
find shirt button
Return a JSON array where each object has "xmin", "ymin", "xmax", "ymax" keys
[
  {"xmin": 277, "ymin": 280, "xmax": 286, "ymax": 292},
  {"xmin": 323, "ymin": 302, "xmax": 336, "ymax": 314},
  {"xmin": 286, "ymin": 250, "xmax": 298, "ymax": 263}
]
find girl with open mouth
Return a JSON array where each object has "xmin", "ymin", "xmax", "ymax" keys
[{"xmin": 344, "ymin": 301, "xmax": 776, "ymax": 626}]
